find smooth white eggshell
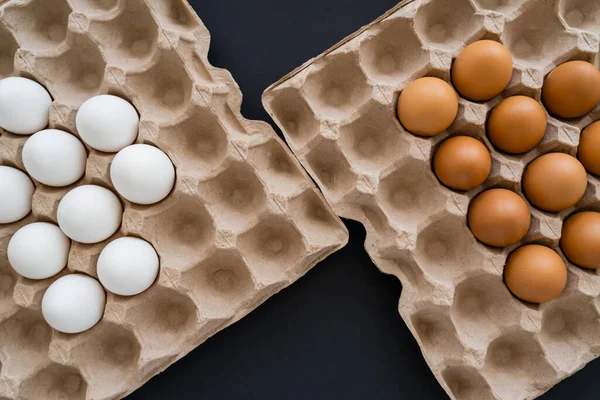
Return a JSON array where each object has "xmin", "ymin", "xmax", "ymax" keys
[
  {"xmin": 8, "ymin": 222, "xmax": 70, "ymax": 280},
  {"xmin": 97, "ymin": 236, "xmax": 159, "ymax": 296},
  {"xmin": 42, "ymin": 274, "xmax": 106, "ymax": 334},
  {"xmin": 110, "ymin": 144, "xmax": 175, "ymax": 205},
  {"xmin": 0, "ymin": 166, "xmax": 35, "ymax": 224},
  {"xmin": 22, "ymin": 129, "xmax": 87, "ymax": 187},
  {"xmin": 57, "ymin": 185, "xmax": 122, "ymax": 244},
  {"xmin": 76, "ymin": 95, "xmax": 139, "ymax": 152},
  {"xmin": 0, "ymin": 77, "xmax": 52, "ymax": 135}
]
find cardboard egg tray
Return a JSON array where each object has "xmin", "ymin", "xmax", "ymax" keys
[
  {"xmin": 0, "ymin": 0, "xmax": 349, "ymax": 398},
  {"xmin": 263, "ymin": 0, "xmax": 600, "ymax": 398}
]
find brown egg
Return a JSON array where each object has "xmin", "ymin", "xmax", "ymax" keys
[
  {"xmin": 397, "ymin": 77, "xmax": 458, "ymax": 137},
  {"xmin": 522, "ymin": 153, "xmax": 587, "ymax": 212},
  {"xmin": 560, "ymin": 211, "xmax": 600, "ymax": 269},
  {"xmin": 433, "ymin": 136, "xmax": 491, "ymax": 191},
  {"xmin": 452, "ymin": 40, "xmax": 513, "ymax": 102},
  {"xmin": 487, "ymin": 96, "xmax": 547, "ymax": 154},
  {"xmin": 468, "ymin": 188, "xmax": 531, "ymax": 247},
  {"xmin": 542, "ymin": 61, "xmax": 600, "ymax": 119},
  {"xmin": 578, "ymin": 121, "xmax": 600, "ymax": 175},
  {"xmin": 504, "ymin": 244, "xmax": 567, "ymax": 304}
]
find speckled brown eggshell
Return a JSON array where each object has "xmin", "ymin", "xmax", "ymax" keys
[
  {"xmin": 561, "ymin": 211, "xmax": 600, "ymax": 270},
  {"xmin": 487, "ymin": 96, "xmax": 547, "ymax": 154},
  {"xmin": 522, "ymin": 153, "xmax": 587, "ymax": 212},
  {"xmin": 468, "ymin": 188, "xmax": 531, "ymax": 248},
  {"xmin": 397, "ymin": 77, "xmax": 458, "ymax": 137},
  {"xmin": 578, "ymin": 121, "xmax": 600, "ymax": 176},
  {"xmin": 433, "ymin": 136, "xmax": 491, "ymax": 191},
  {"xmin": 542, "ymin": 61, "xmax": 600, "ymax": 119},
  {"xmin": 452, "ymin": 40, "xmax": 513, "ymax": 102},
  {"xmin": 504, "ymin": 244, "xmax": 567, "ymax": 304}
]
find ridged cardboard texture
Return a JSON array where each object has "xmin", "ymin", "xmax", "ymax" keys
[
  {"xmin": 263, "ymin": 0, "xmax": 600, "ymax": 398},
  {"xmin": 0, "ymin": 0, "xmax": 349, "ymax": 399}
]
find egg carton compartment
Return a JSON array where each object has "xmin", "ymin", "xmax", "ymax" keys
[
  {"xmin": 263, "ymin": 0, "xmax": 600, "ymax": 398},
  {"xmin": 0, "ymin": 0, "xmax": 349, "ymax": 398}
]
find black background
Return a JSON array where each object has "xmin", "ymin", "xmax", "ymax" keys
[{"xmin": 130, "ymin": 1, "xmax": 599, "ymax": 399}]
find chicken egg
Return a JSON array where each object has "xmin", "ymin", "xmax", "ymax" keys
[
  {"xmin": 504, "ymin": 244, "xmax": 567, "ymax": 304},
  {"xmin": 542, "ymin": 61, "xmax": 600, "ymax": 119},
  {"xmin": 0, "ymin": 77, "xmax": 52, "ymax": 135},
  {"xmin": 452, "ymin": 40, "xmax": 513, "ymax": 102},
  {"xmin": 97, "ymin": 236, "xmax": 159, "ymax": 296},
  {"xmin": 42, "ymin": 274, "xmax": 106, "ymax": 334},
  {"xmin": 8, "ymin": 222, "xmax": 70, "ymax": 280},
  {"xmin": 577, "ymin": 121, "xmax": 600, "ymax": 175},
  {"xmin": 397, "ymin": 77, "xmax": 458, "ymax": 137},
  {"xmin": 522, "ymin": 153, "xmax": 587, "ymax": 212},
  {"xmin": 76, "ymin": 95, "xmax": 139, "ymax": 152},
  {"xmin": 0, "ymin": 166, "xmax": 34, "ymax": 224},
  {"xmin": 487, "ymin": 96, "xmax": 547, "ymax": 154},
  {"xmin": 22, "ymin": 129, "xmax": 87, "ymax": 187},
  {"xmin": 433, "ymin": 136, "xmax": 491, "ymax": 191},
  {"xmin": 110, "ymin": 144, "xmax": 175, "ymax": 205},
  {"xmin": 468, "ymin": 188, "xmax": 530, "ymax": 247},
  {"xmin": 560, "ymin": 211, "xmax": 600, "ymax": 270},
  {"xmin": 57, "ymin": 185, "xmax": 122, "ymax": 244}
]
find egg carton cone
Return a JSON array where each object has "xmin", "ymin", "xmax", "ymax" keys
[
  {"xmin": 0, "ymin": 0, "xmax": 349, "ymax": 399},
  {"xmin": 263, "ymin": 0, "xmax": 600, "ymax": 398}
]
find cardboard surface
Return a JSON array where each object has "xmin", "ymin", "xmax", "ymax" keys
[
  {"xmin": 0, "ymin": 0, "xmax": 348, "ymax": 398},
  {"xmin": 263, "ymin": 0, "xmax": 600, "ymax": 398}
]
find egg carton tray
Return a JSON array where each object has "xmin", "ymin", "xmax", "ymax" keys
[
  {"xmin": 263, "ymin": 0, "xmax": 600, "ymax": 398},
  {"xmin": 0, "ymin": 0, "xmax": 349, "ymax": 399}
]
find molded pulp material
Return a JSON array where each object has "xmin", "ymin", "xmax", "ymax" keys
[
  {"xmin": 263, "ymin": 0, "xmax": 600, "ymax": 398},
  {"xmin": 0, "ymin": 0, "xmax": 348, "ymax": 398}
]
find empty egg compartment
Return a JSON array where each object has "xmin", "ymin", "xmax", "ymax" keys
[
  {"xmin": 560, "ymin": 0, "xmax": 600, "ymax": 34},
  {"xmin": 450, "ymin": 271, "xmax": 525, "ymax": 350},
  {"xmin": 414, "ymin": 0, "xmax": 485, "ymax": 52},
  {"xmin": 441, "ymin": 364, "xmax": 496, "ymax": 400},
  {"xmin": 264, "ymin": 88, "xmax": 320, "ymax": 152},
  {"xmin": 148, "ymin": 100, "xmax": 230, "ymax": 177},
  {"xmin": 302, "ymin": 51, "xmax": 375, "ymax": 123},
  {"xmin": 0, "ymin": 308, "xmax": 52, "ymax": 380},
  {"xmin": 195, "ymin": 159, "xmax": 268, "ymax": 234},
  {"xmin": 502, "ymin": 0, "xmax": 580, "ymax": 68},
  {"xmin": 0, "ymin": 0, "xmax": 71, "ymax": 51},
  {"xmin": 123, "ymin": 48, "xmax": 193, "ymax": 122},
  {"xmin": 482, "ymin": 330, "xmax": 559, "ymax": 398},
  {"xmin": 105, "ymin": 283, "xmax": 201, "ymax": 356},
  {"xmin": 246, "ymin": 137, "xmax": 310, "ymax": 198},
  {"xmin": 337, "ymin": 99, "xmax": 412, "ymax": 175},
  {"xmin": 47, "ymin": 320, "xmax": 141, "ymax": 399},
  {"xmin": 18, "ymin": 362, "xmax": 88, "ymax": 400},
  {"xmin": 121, "ymin": 190, "xmax": 216, "ymax": 270},
  {"xmin": 82, "ymin": 0, "xmax": 159, "ymax": 69},
  {"xmin": 358, "ymin": 12, "xmax": 430, "ymax": 87},
  {"xmin": 0, "ymin": 0, "xmax": 348, "ymax": 397},
  {"xmin": 537, "ymin": 292, "xmax": 600, "ymax": 371},
  {"xmin": 408, "ymin": 302, "xmax": 466, "ymax": 369},
  {"xmin": 29, "ymin": 31, "xmax": 107, "ymax": 106}
]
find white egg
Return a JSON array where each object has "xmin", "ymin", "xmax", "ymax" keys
[
  {"xmin": 97, "ymin": 236, "xmax": 159, "ymax": 296},
  {"xmin": 0, "ymin": 77, "xmax": 52, "ymax": 135},
  {"xmin": 0, "ymin": 166, "xmax": 34, "ymax": 224},
  {"xmin": 76, "ymin": 95, "xmax": 139, "ymax": 152},
  {"xmin": 42, "ymin": 274, "xmax": 106, "ymax": 334},
  {"xmin": 110, "ymin": 144, "xmax": 175, "ymax": 205},
  {"xmin": 22, "ymin": 129, "xmax": 87, "ymax": 187},
  {"xmin": 57, "ymin": 185, "xmax": 122, "ymax": 244},
  {"xmin": 8, "ymin": 222, "xmax": 70, "ymax": 280}
]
